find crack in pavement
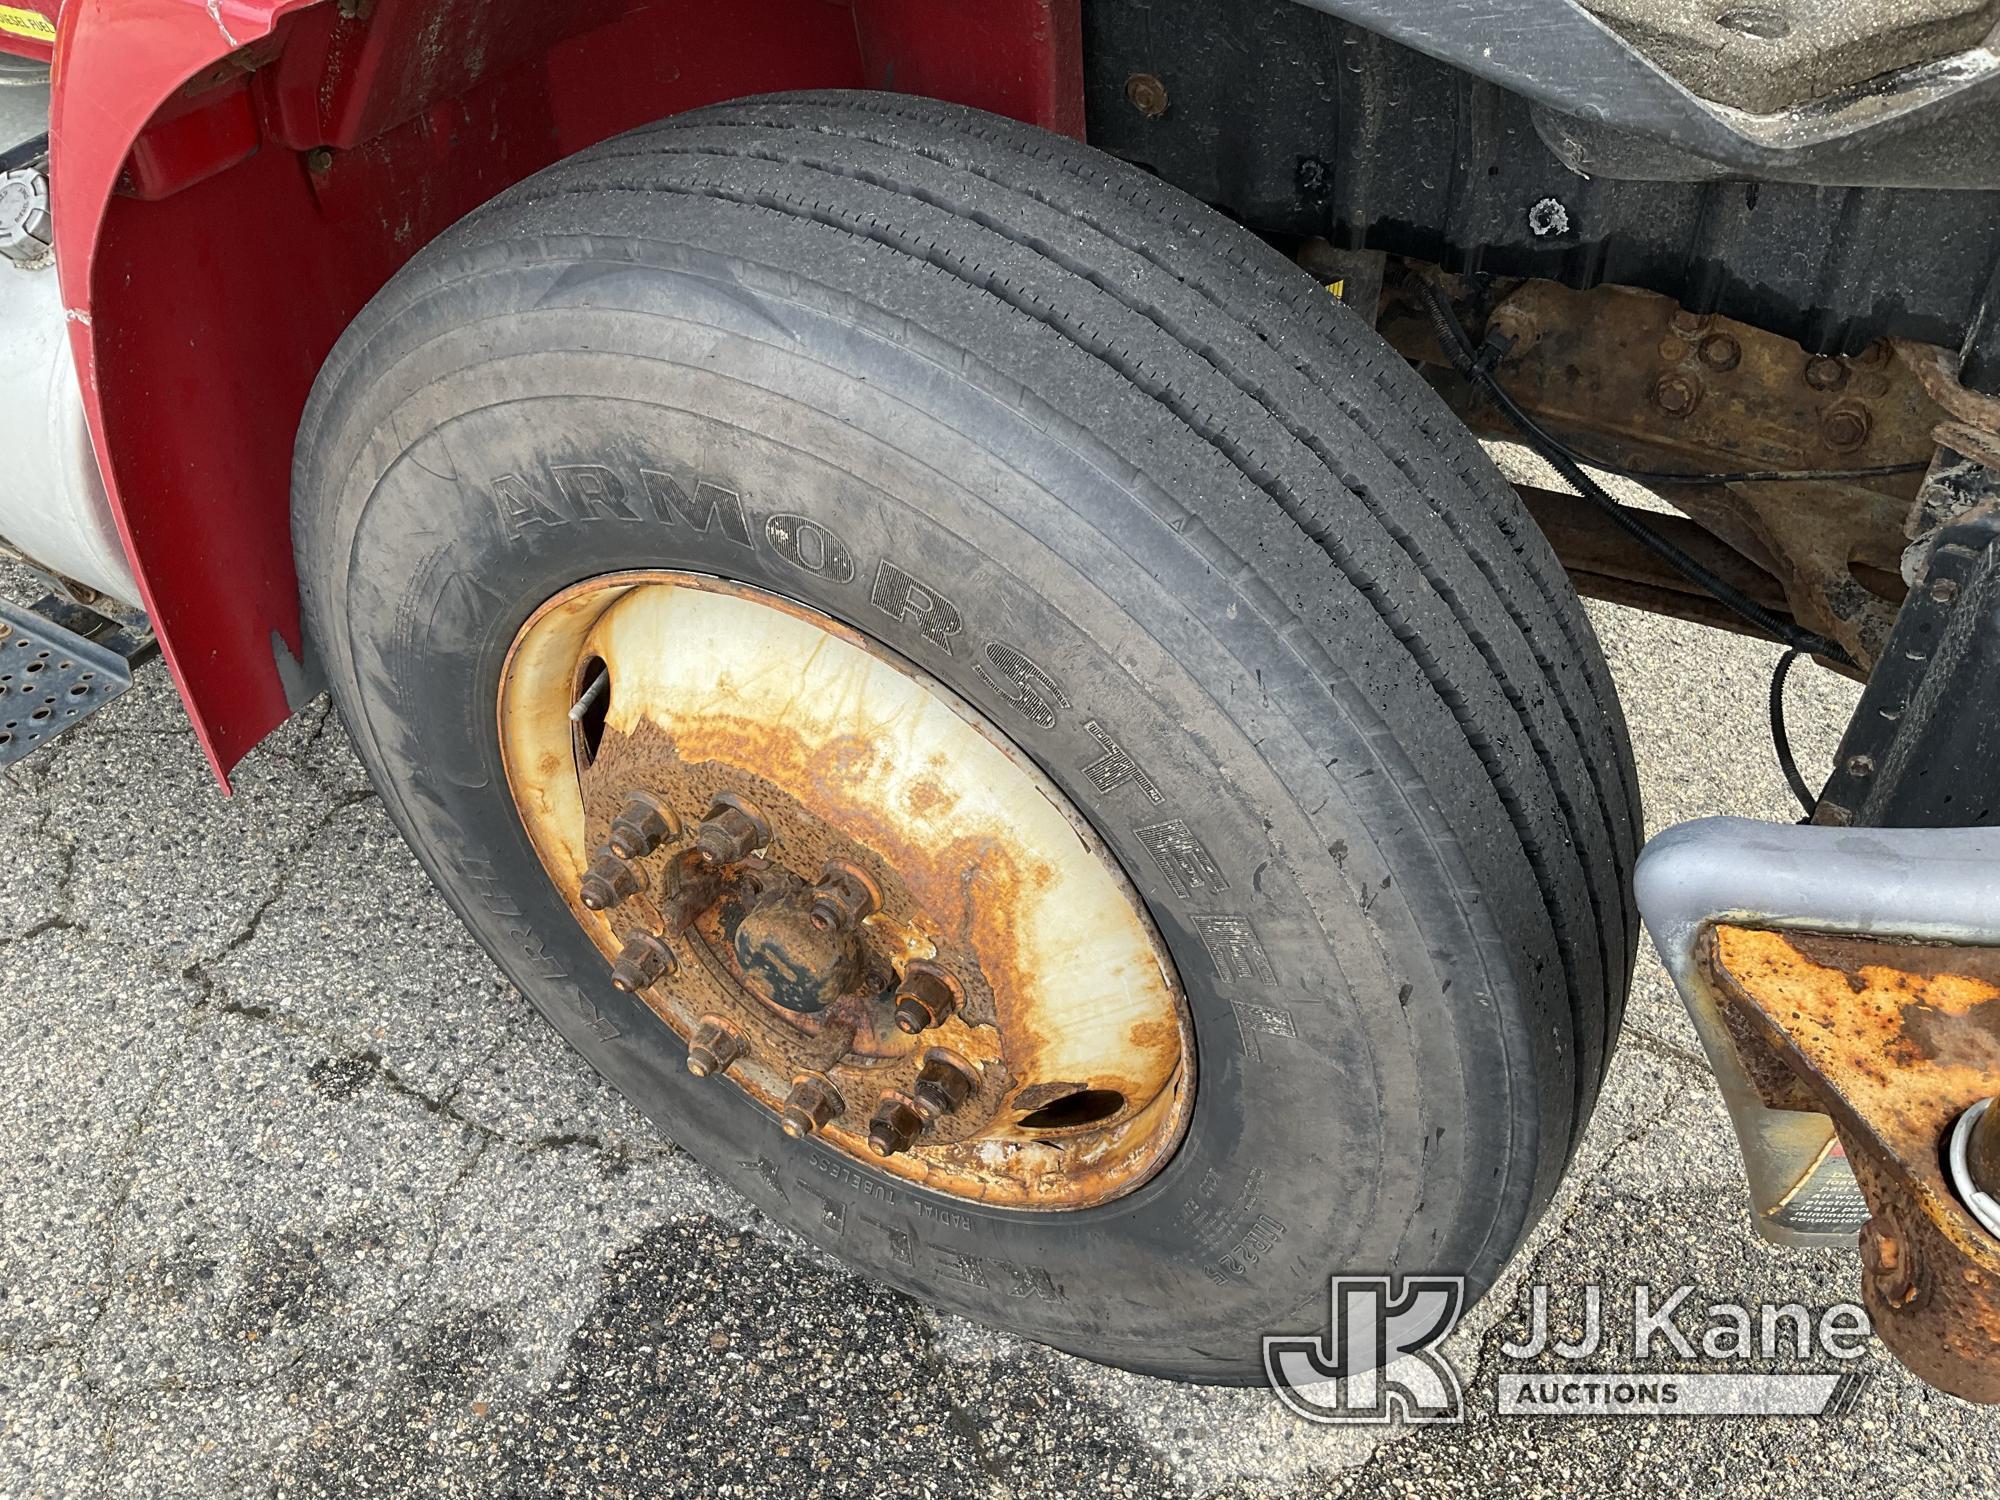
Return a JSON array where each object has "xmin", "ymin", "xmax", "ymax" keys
[
  {"xmin": 1617, "ymin": 1023, "xmax": 1712, "ymax": 1078},
  {"xmin": 203, "ymin": 998, "xmax": 676, "ymax": 1166}
]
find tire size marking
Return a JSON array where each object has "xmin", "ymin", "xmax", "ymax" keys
[
  {"xmin": 1080, "ymin": 719, "xmax": 1165, "ymax": 806},
  {"xmin": 1180, "ymin": 1166, "xmax": 1267, "ymax": 1251},
  {"xmin": 1196, "ymin": 916, "xmax": 1277, "ymax": 985},
  {"xmin": 1135, "ymin": 820, "xmax": 1229, "ymax": 899},
  {"xmin": 800, "ymin": 1155, "xmax": 1065, "ymax": 1299},
  {"xmin": 459, "ymin": 856, "xmax": 621, "ymax": 1040},
  {"xmin": 1181, "ymin": 1166, "xmax": 1286, "ymax": 1286},
  {"xmin": 1206, "ymin": 1213, "xmax": 1287, "ymax": 1287}
]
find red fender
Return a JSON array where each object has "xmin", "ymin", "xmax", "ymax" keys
[{"xmin": 45, "ymin": 0, "xmax": 1083, "ymax": 786}]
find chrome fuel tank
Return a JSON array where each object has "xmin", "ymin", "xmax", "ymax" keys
[{"xmin": 0, "ymin": 61, "xmax": 139, "ymax": 607}]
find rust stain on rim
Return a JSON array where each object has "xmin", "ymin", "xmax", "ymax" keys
[{"xmin": 498, "ymin": 571, "xmax": 1194, "ymax": 1210}]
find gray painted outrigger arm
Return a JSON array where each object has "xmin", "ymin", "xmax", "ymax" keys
[
  {"xmin": 1294, "ymin": 0, "xmax": 2000, "ymax": 188},
  {"xmin": 1635, "ymin": 817, "xmax": 2000, "ymax": 1246}
]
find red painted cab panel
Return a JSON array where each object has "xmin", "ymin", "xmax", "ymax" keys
[{"xmin": 49, "ymin": 0, "xmax": 1083, "ymax": 785}]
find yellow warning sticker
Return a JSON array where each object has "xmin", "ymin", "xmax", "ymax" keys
[{"xmin": 0, "ymin": 5, "xmax": 56, "ymax": 41}]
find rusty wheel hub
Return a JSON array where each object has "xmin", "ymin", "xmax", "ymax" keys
[{"xmin": 498, "ymin": 573, "xmax": 1193, "ymax": 1208}]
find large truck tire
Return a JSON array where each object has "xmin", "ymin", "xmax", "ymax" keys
[{"xmin": 291, "ymin": 91, "xmax": 1640, "ymax": 1382}]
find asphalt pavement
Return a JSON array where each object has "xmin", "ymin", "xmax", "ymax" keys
[{"xmin": 2, "ymin": 550, "xmax": 1996, "ymax": 1497}]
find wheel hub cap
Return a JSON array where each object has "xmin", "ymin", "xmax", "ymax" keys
[{"xmin": 498, "ymin": 573, "xmax": 1192, "ymax": 1208}]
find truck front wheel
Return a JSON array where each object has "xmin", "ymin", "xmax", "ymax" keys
[{"xmin": 291, "ymin": 92, "xmax": 1639, "ymax": 1381}]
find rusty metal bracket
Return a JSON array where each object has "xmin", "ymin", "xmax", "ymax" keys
[
  {"xmin": 1704, "ymin": 926, "xmax": 2000, "ymax": 1403},
  {"xmin": 1381, "ymin": 273, "xmax": 1939, "ymax": 669},
  {"xmin": 1638, "ymin": 818, "xmax": 2000, "ymax": 1402}
]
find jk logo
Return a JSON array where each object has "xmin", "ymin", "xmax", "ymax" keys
[{"xmin": 1262, "ymin": 1276, "xmax": 1467, "ymax": 1424}]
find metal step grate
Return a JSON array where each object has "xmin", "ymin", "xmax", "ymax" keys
[{"xmin": 0, "ymin": 594, "xmax": 153, "ymax": 768}]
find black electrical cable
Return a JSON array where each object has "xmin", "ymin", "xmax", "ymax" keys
[
  {"xmin": 1416, "ymin": 280, "xmax": 1857, "ymax": 671},
  {"xmin": 1768, "ymin": 648, "xmax": 1820, "ymax": 819},
  {"xmin": 1510, "ymin": 435, "xmax": 1926, "ymax": 488}
]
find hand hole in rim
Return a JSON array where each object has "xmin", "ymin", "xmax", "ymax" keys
[
  {"xmin": 1017, "ymin": 1087, "xmax": 1128, "ymax": 1131},
  {"xmin": 570, "ymin": 656, "xmax": 610, "ymax": 766}
]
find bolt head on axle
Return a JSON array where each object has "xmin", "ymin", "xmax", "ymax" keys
[
  {"xmin": 692, "ymin": 798, "xmax": 768, "ymax": 866},
  {"xmin": 733, "ymin": 885, "xmax": 866, "ymax": 1015},
  {"xmin": 807, "ymin": 860, "xmax": 880, "ymax": 933}
]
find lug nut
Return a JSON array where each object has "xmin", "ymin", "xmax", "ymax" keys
[
  {"xmin": 912, "ymin": 1054, "xmax": 977, "ymax": 1119},
  {"xmin": 607, "ymin": 792, "xmax": 678, "ymax": 860},
  {"xmin": 779, "ymin": 1074, "xmax": 844, "ymax": 1139},
  {"xmin": 867, "ymin": 1095, "xmax": 925, "ymax": 1157},
  {"xmin": 893, "ymin": 963, "xmax": 959, "ymax": 1035},
  {"xmin": 609, "ymin": 931, "xmax": 677, "ymax": 992},
  {"xmin": 692, "ymin": 798, "xmax": 768, "ymax": 866},
  {"xmin": 808, "ymin": 860, "xmax": 880, "ymax": 933},
  {"xmin": 685, "ymin": 1016, "xmax": 747, "ymax": 1078},
  {"xmin": 579, "ymin": 850, "xmax": 645, "ymax": 911}
]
